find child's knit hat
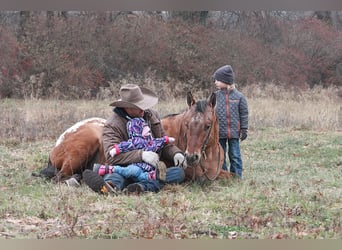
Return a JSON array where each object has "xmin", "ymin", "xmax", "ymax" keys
[{"xmin": 213, "ymin": 65, "xmax": 234, "ymax": 84}]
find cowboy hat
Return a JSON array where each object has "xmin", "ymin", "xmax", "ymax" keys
[{"xmin": 110, "ymin": 84, "xmax": 158, "ymax": 110}]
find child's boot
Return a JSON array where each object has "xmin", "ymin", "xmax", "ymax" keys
[{"xmin": 93, "ymin": 163, "xmax": 114, "ymax": 176}]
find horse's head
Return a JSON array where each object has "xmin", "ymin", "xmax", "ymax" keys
[
  {"xmin": 161, "ymin": 92, "xmax": 225, "ymax": 181},
  {"xmin": 181, "ymin": 91, "xmax": 217, "ymax": 167}
]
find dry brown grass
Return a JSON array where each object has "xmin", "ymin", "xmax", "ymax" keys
[
  {"xmin": 0, "ymin": 83, "xmax": 340, "ymax": 145},
  {"xmin": 241, "ymin": 84, "xmax": 341, "ymax": 131},
  {"xmin": 0, "ymin": 128, "xmax": 341, "ymax": 239}
]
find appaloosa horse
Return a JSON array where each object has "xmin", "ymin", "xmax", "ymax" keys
[
  {"xmin": 36, "ymin": 117, "xmax": 107, "ymax": 182},
  {"xmin": 161, "ymin": 92, "xmax": 229, "ymax": 181}
]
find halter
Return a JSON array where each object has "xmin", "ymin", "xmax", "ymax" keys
[
  {"xmin": 198, "ymin": 113, "xmax": 221, "ymax": 181},
  {"xmin": 180, "ymin": 110, "xmax": 222, "ymax": 181}
]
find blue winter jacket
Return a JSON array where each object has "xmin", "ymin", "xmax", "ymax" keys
[{"xmin": 215, "ymin": 88, "xmax": 249, "ymax": 139}]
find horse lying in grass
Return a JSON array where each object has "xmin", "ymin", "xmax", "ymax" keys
[
  {"xmin": 35, "ymin": 118, "xmax": 107, "ymax": 182},
  {"xmin": 36, "ymin": 92, "xmax": 230, "ymax": 182}
]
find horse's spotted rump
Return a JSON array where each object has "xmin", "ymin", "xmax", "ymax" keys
[
  {"xmin": 42, "ymin": 117, "xmax": 107, "ymax": 182},
  {"xmin": 55, "ymin": 117, "xmax": 106, "ymax": 146}
]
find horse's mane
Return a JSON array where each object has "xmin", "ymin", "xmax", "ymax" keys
[
  {"xmin": 195, "ymin": 100, "xmax": 207, "ymax": 113},
  {"xmin": 161, "ymin": 107, "xmax": 188, "ymax": 119},
  {"xmin": 162, "ymin": 99, "xmax": 208, "ymax": 119},
  {"xmin": 162, "ymin": 113, "xmax": 180, "ymax": 119}
]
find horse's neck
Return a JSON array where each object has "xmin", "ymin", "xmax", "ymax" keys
[
  {"xmin": 208, "ymin": 117, "xmax": 219, "ymax": 148},
  {"xmin": 176, "ymin": 112, "xmax": 188, "ymax": 151},
  {"xmin": 202, "ymin": 116, "xmax": 223, "ymax": 177}
]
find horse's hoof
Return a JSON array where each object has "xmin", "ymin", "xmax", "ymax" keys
[{"xmin": 65, "ymin": 177, "xmax": 81, "ymax": 187}]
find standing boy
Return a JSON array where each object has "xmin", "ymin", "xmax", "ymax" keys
[{"xmin": 213, "ymin": 65, "xmax": 249, "ymax": 178}]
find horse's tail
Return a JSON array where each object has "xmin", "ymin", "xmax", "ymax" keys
[{"xmin": 31, "ymin": 156, "xmax": 57, "ymax": 179}]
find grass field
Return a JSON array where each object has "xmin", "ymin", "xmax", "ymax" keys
[{"xmin": 0, "ymin": 85, "xmax": 341, "ymax": 239}]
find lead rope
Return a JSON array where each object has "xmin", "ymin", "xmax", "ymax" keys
[
  {"xmin": 201, "ymin": 143, "xmax": 221, "ymax": 181},
  {"xmin": 199, "ymin": 115, "xmax": 221, "ymax": 181},
  {"xmin": 178, "ymin": 113, "xmax": 197, "ymax": 182},
  {"xmin": 176, "ymin": 113, "xmax": 196, "ymax": 180}
]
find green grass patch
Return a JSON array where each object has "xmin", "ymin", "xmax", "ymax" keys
[{"xmin": 0, "ymin": 123, "xmax": 341, "ymax": 239}]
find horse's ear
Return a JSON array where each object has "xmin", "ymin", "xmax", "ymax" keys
[
  {"xmin": 207, "ymin": 92, "xmax": 216, "ymax": 108},
  {"xmin": 186, "ymin": 92, "xmax": 196, "ymax": 108}
]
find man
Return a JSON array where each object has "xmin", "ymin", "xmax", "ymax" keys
[{"xmin": 83, "ymin": 84, "xmax": 186, "ymax": 194}]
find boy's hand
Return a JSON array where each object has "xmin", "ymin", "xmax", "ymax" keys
[{"xmin": 240, "ymin": 129, "xmax": 248, "ymax": 141}]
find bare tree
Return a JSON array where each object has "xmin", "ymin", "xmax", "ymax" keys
[
  {"xmin": 18, "ymin": 11, "xmax": 30, "ymax": 41},
  {"xmin": 330, "ymin": 11, "xmax": 342, "ymax": 31},
  {"xmin": 166, "ymin": 11, "xmax": 209, "ymax": 25}
]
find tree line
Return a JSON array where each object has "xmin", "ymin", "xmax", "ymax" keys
[{"xmin": 0, "ymin": 11, "xmax": 341, "ymax": 99}]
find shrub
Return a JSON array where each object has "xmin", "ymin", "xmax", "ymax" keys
[{"xmin": 1, "ymin": 12, "xmax": 341, "ymax": 100}]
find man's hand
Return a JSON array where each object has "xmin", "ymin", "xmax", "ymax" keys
[
  {"xmin": 142, "ymin": 151, "xmax": 159, "ymax": 167},
  {"xmin": 173, "ymin": 153, "xmax": 187, "ymax": 169}
]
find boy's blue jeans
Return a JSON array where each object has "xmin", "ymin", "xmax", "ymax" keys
[
  {"xmin": 104, "ymin": 166, "xmax": 185, "ymax": 193},
  {"xmin": 219, "ymin": 138, "xmax": 243, "ymax": 178}
]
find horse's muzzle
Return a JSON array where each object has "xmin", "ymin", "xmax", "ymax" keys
[{"xmin": 185, "ymin": 152, "xmax": 201, "ymax": 166}]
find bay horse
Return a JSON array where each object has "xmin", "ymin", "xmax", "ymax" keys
[
  {"xmin": 35, "ymin": 117, "xmax": 107, "ymax": 182},
  {"xmin": 161, "ymin": 92, "xmax": 229, "ymax": 181}
]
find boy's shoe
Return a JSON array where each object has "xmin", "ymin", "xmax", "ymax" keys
[
  {"xmin": 93, "ymin": 163, "xmax": 114, "ymax": 176},
  {"xmin": 230, "ymin": 172, "xmax": 242, "ymax": 180},
  {"xmin": 83, "ymin": 169, "xmax": 118, "ymax": 195},
  {"xmin": 126, "ymin": 183, "xmax": 144, "ymax": 194}
]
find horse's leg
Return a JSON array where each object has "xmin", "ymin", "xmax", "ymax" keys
[
  {"xmin": 59, "ymin": 155, "xmax": 85, "ymax": 177},
  {"xmin": 84, "ymin": 146, "xmax": 106, "ymax": 171},
  {"xmin": 51, "ymin": 170, "xmax": 63, "ymax": 183},
  {"xmin": 217, "ymin": 169, "xmax": 232, "ymax": 179}
]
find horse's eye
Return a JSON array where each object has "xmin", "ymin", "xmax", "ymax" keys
[{"xmin": 205, "ymin": 124, "xmax": 211, "ymax": 131}]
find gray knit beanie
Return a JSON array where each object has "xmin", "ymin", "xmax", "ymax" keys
[{"xmin": 214, "ymin": 65, "xmax": 234, "ymax": 84}]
